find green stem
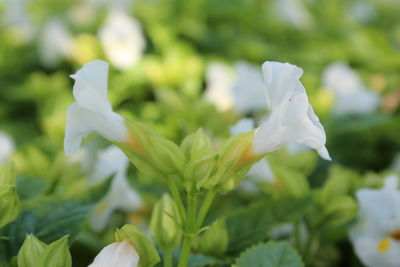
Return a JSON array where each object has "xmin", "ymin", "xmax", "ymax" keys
[
  {"xmin": 178, "ymin": 193, "xmax": 197, "ymax": 267},
  {"xmin": 167, "ymin": 178, "xmax": 186, "ymax": 223},
  {"xmin": 177, "ymin": 235, "xmax": 193, "ymax": 267},
  {"xmin": 163, "ymin": 249, "xmax": 173, "ymax": 267},
  {"xmin": 196, "ymin": 190, "xmax": 216, "ymax": 229}
]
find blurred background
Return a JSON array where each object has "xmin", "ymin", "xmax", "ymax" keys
[{"xmin": 0, "ymin": 0, "xmax": 400, "ymax": 266}]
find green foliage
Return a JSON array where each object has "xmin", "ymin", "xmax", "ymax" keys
[
  {"xmin": 225, "ymin": 196, "xmax": 312, "ymax": 255},
  {"xmin": 0, "ymin": 165, "xmax": 20, "ymax": 228},
  {"xmin": 235, "ymin": 242, "xmax": 304, "ymax": 267},
  {"xmin": 0, "ymin": 177, "xmax": 111, "ymax": 262}
]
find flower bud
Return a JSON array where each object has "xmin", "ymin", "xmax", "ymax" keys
[
  {"xmin": 114, "ymin": 224, "xmax": 160, "ymax": 267},
  {"xmin": 118, "ymin": 120, "xmax": 184, "ymax": 179},
  {"xmin": 0, "ymin": 164, "xmax": 19, "ymax": 227},
  {"xmin": 194, "ymin": 219, "xmax": 228, "ymax": 257},
  {"xmin": 17, "ymin": 235, "xmax": 46, "ymax": 267},
  {"xmin": 37, "ymin": 236, "xmax": 72, "ymax": 267},
  {"xmin": 150, "ymin": 194, "xmax": 182, "ymax": 251},
  {"xmin": 204, "ymin": 131, "xmax": 259, "ymax": 191},
  {"xmin": 180, "ymin": 129, "xmax": 217, "ymax": 192}
]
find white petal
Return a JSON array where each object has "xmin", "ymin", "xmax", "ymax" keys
[
  {"xmin": 99, "ymin": 10, "xmax": 145, "ymax": 70},
  {"xmin": 89, "ymin": 241, "xmax": 139, "ymax": 267},
  {"xmin": 253, "ymin": 61, "xmax": 330, "ymax": 160},
  {"xmin": 71, "ymin": 60, "xmax": 111, "ymax": 113},
  {"xmin": 64, "ymin": 104, "xmax": 126, "ymax": 155}
]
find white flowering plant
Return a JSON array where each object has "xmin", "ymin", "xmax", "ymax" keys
[{"xmin": 1, "ymin": 0, "xmax": 400, "ymax": 267}]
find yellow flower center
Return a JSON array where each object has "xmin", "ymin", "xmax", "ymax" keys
[{"xmin": 377, "ymin": 238, "xmax": 390, "ymax": 253}]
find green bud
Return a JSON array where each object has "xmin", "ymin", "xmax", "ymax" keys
[
  {"xmin": 18, "ymin": 235, "xmax": 46, "ymax": 267},
  {"xmin": 150, "ymin": 194, "xmax": 182, "ymax": 251},
  {"xmin": 195, "ymin": 219, "xmax": 228, "ymax": 257},
  {"xmin": 180, "ymin": 129, "xmax": 217, "ymax": 192},
  {"xmin": 115, "ymin": 224, "xmax": 161, "ymax": 267},
  {"xmin": 323, "ymin": 195, "xmax": 357, "ymax": 227},
  {"xmin": 205, "ymin": 131, "xmax": 257, "ymax": 191},
  {"xmin": 17, "ymin": 235, "xmax": 71, "ymax": 267},
  {"xmin": 117, "ymin": 120, "xmax": 184, "ymax": 179},
  {"xmin": 0, "ymin": 164, "xmax": 19, "ymax": 227},
  {"xmin": 38, "ymin": 236, "xmax": 72, "ymax": 267}
]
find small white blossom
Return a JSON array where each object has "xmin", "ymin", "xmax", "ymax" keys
[
  {"xmin": 0, "ymin": 132, "xmax": 15, "ymax": 165},
  {"xmin": 204, "ymin": 62, "xmax": 236, "ymax": 112},
  {"xmin": 275, "ymin": 0, "xmax": 313, "ymax": 29},
  {"xmin": 205, "ymin": 61, "xmax": 266, "ymax": 113},
  {"xmin": 39, "ymin": 19, "xmax": 74, "ymax": 67},
  {"xmin": 88, "ymin": 241, "xmax": 139, "ymax": 267},
  {"xmin": 88, "ymin": 146, "xmax": 141, "ymax": 231},
  {"xmin": 64, "ymin": 60, "xmax": 127, "ymax": 155},
  {"xmin": 4, "ymin": 0, "xmax": 36, "ymax": 43},
  {"xmin": 99, "ymin": 10, "xmax": 145, "ymax": 70},
  {"xmin": 253, "ymin": 61, "xmax": 330, "ymax": 160},
  {"xmin": 349, "ymin": 175, "xmax": 400, "ymax": 267},
  {"xmin": 323, "ymin": 62, "xmax": 379, "ymax": 115}
]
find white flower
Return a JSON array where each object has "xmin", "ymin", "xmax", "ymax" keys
[
  {"xmin": 204, "ymin": 61, "xmax": 266, "ymax": 113},
  {"xmin": 253, "ymin": 61, "xmax": 330, "ymax": 160},
  {"xmin": 99, "ymin": 10, "xmax": 145, "ymax": 70},
  {"xmin": 39, "ymin": 19, "xmax": 74, "ymax": 67},
  {"xmin": 0, "ymin": 132, "xmax": 15, "ymax": 165},
  {"xmin": 88, "ymin": 146, "xmax": 141, "ymax": 231},
  {"xmin": 88, "ymin": 240, "xmax": 139, "ymax": 267},
  {"xmin": 232, "ymin": 62, "xmax": 267, "ymax": 113},
  {"xmin": 230, "ymin": 119, "xmax": 274, "ymax": 184},
  {"xmin": 204, "ymin": 62, "xmax": 235, "ymax": 112},
  {"xmin": 275, "ymin": 0, "xmax": 313, "ymax": 29},
  {"xmin": 4, "ymin": 0, "xmax": 36, "ymax": 43},
  {"xmin": 349, "ymin": 175, "xmax": 400, "ymax": 267},
  {"xmin": 64, "ymin": 60, "xmax": 127, "ymax": 155},
  {"xmin": 323, "ymin": 62, "xmax": 379, "ymax": 115}
]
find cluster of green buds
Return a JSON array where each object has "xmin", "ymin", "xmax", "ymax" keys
[{"xmin": 0, "ymin": 164, "xmax": 19, "ymax": 228}]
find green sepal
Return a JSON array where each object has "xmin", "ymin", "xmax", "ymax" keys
[
  {"xmin": 205, "ymin": 131, "xmax": 258, "ymax": 191},
  {"xmin": 115, "ymin": 224, "xmax": 160, "ymax": 267}
]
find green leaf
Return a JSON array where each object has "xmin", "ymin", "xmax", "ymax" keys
[
  {"xmin": 187, "ymin": 253, "xmax": 221, "ymax": 267},
  {"xmin": 225, "ymin": 196, "xmax": 312, "ymax": 255},
  {"xmin": 236, "ymin": 242, "xmax": 304, "ymax": 267},
  {"xmin": 0, "ymin": 178, "xmax": 112, "ymax": 260}
]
